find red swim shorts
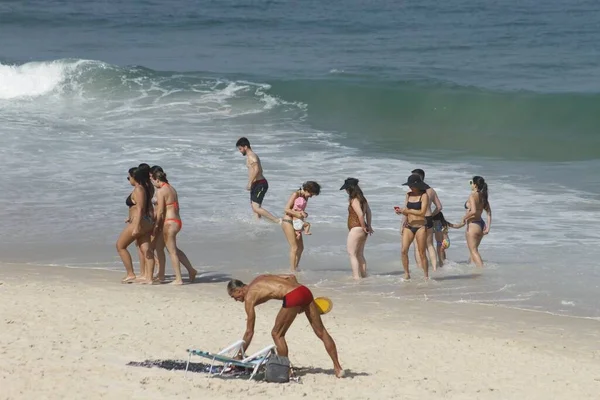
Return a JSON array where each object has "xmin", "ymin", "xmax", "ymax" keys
[{"xmin": 282, "ymin": 285, "xmax": 314, "ymax": 308}]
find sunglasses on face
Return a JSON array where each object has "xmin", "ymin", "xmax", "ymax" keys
[
  {"xmin": 469, "ymin": 180, "xmax": 473, "ymax": 185},
  {"xmin": 127, "ymin": 176, "xmax": 131, "ymax": 181}
]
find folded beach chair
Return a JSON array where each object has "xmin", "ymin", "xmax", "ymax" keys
[{"xmin": 185, "ymin": 339, "xmax": 276, "ymax": 380}]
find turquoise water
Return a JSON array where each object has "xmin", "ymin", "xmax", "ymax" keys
[{"xmin": 1, "ymin": 0, "xmax": 599, "ymax": 318}]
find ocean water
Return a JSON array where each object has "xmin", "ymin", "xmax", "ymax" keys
[{"xmin": 1, "ymin": 0, "xmax": 600, "ymax": 318}]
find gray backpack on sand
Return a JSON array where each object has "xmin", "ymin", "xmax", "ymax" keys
[{"xmin": 265, "ymin": 355, "xmax": 290, "ymax": 383}]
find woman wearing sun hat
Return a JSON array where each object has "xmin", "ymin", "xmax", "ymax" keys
[
  {"xmin": 395, "ymin": 174, "xmax": 430, "ymax": 280},
  {"xmin": 340, "ymin": 178, "xmax": 373, "ymax": 280}
]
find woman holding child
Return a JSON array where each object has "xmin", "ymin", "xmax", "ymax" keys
[{"xmin": 281, "ymin": 181, "xmax": 321, "ymax": 273}]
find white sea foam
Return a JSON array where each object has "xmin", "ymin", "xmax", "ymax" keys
[{"xmin": 2, "ymin": 59, "xmax": 600, "ymax": 318}]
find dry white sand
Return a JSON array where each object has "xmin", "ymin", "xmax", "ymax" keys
[{"xmin": 1, "ymin": 264, "xmax": 599, "ymax": 400}]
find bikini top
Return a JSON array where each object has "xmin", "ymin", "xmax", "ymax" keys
[
  {"xmin": 464, "ymin": 201, "xmax": 469, "ymax": 210},
  {"xmin": 161, "ymin": 183, "xmax": 179, "ymax": 210},
  {"xmin": 126, "ymin": 193, "xmax": 134, "ymax": 208},
  {"xmin": 293, "ymin": 196, "xmax": 307, "ymax": 211},
  {"xmin": 406, "ymin": 194, "xmax": 423, "ymax": 210},
  {"xmin": 166, "ymin": 201, "xmax": 179, "ymax": 211}
]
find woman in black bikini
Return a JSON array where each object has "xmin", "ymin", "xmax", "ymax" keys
[
  {"xmin": 281, "ymin": 181, "xmax": 321, "ymax": 273},
  {"xmin": 396, "ymin": 174, "xmax": 430, "ymax": 280},
  {"xmin": 461, "ymin": 176, "xmax": 492, "ymax": 268},
  {"xmin": 116, "ymin": 166, "xmax": 155, "ymax": 283}
]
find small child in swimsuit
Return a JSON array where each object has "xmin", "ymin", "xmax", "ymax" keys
[
  {"xmin": 292, "ymin": 196, "xmax": 311, "ymax": 239},
  {"xmin": 434, "ymin": 212, "xmax": 463, "ymax": 263}
]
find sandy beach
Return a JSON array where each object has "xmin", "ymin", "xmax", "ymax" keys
[{"xmin": 1, "ymin": 263, "xmax": 599, "ymax": 400}]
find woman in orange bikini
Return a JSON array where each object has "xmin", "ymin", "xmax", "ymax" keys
[
  {"xmin": 395, "ymin": 174, "xmax": 430, "ymax": 280},
  {"xmin": 340, "ymin": 178, "xmax": 373, "ymax": 280},
  {"xmin": 149, "ymin": 166, "xmax": 197, "ymax": 283},
  {"xmin": 150, "ymin": 169, "xmax": 197, "ymax": 285},
  {"xmin": 117, "ymin": 166, "xmax": 155, "ymax": 283}
]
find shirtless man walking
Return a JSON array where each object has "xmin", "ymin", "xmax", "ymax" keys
[
  {"xmin": 227, "ymin": 274, "xmax": 344, "ymax": 378},
  {"xmin": 236, "ymin": 137, "xmax": 281, "ymax": 224}
]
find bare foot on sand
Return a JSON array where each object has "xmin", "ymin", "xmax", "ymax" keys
[
  {"xmin": 121, "ymin": 275, "xmax": 136, "ymax": 284},
  {"xmin": 138, "ymin": 278, "xmax": 159, "ymax": 285},
  {"xmin": 335, "ymin": 368, "xmax": 345, "ymax": 378},
  {"xmin": 169, "ymin": 280, "xmax": 184, "ymax": 285},
  {"xmin": 189, "ymin": 269, "xmax": 197, "ymax": 283}
]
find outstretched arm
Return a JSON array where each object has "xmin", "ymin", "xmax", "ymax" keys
[
  {"xmin": 242, "ymin": 300, "xmax": 256, "ymax": 353},
  {"xmin": 431, "ymin": 190, "xmax": 443, "ymax": 217}
]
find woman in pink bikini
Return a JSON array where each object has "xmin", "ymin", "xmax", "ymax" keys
[
  {"xmin": 291, "ymin": 196, "xmax": 312, "ymax": 239},
  {"xmin": 150, "ymin": 169, "xmax": 197, "ymax": 285},
  {"xmin": 281, "ymin": 181, "xmax": 321, "ymax": 272}
]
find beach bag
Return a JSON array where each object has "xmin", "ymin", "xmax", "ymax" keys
[{"xmin": 265, "ymin": 355, "xmax": 290, "ymax": 383}]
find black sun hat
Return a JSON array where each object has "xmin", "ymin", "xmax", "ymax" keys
[
  {"xmin": 340, "ymin": 177, "xmax": 359, "ymax": 190},
  {"xmin": 402, "ymin": 174, "xmax": 429, "ymax": 190}
]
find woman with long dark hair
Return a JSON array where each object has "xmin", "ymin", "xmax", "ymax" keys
[
  {"xmin": 340, "ymin": 178, "xmax": 373, "ymax": 280},
  {"xmin": 281, "ymin": 181, "xmax": 321, "ymax": 273},
  {"xmin": 461, "ymin": 176, "xmax": 492, "ymax": 267},
  {"xmin": 117, "ymin": 166, "xmax": 155, "ymax": 283},
  {"xmin": 395, "ymin": 174, "xmax": 430, "ymax": 280}
]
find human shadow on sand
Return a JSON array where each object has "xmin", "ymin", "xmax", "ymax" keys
[
  {"xmin": 292, "ymin": 366, "xmax": 370, "ymax": 378},
  {"xmin": 156, "ymin": 271, "xmax": 231, "ymax": 285},
  {"xmin": 127, "ymin": 359, "xmax": 369, "ymax": 380},
  {"xmin": 127, "ymin": 359, "xmax": 255, "ymax": 379}
]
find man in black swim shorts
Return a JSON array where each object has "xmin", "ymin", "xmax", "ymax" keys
[{"xmin": 236, "ymin": 137, "xmax": 282, "ymax": 224}]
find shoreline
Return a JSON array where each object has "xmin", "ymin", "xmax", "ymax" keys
[
  {"xmin": 1, "ymin": 263, "xmax": 599, "ymax": 399},
  {"xmin": 8, "ymin": 259, "xmax": 600, "ymax": 322}
]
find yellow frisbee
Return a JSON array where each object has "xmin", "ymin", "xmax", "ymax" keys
[{"xmin": 314, "ymin": 297, "xmax": 333, "ymax": 315}]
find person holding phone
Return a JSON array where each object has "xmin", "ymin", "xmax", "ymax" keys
[{"xmin": 394, "ymin": 174, "xmax": 430, "ymax": 280}]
